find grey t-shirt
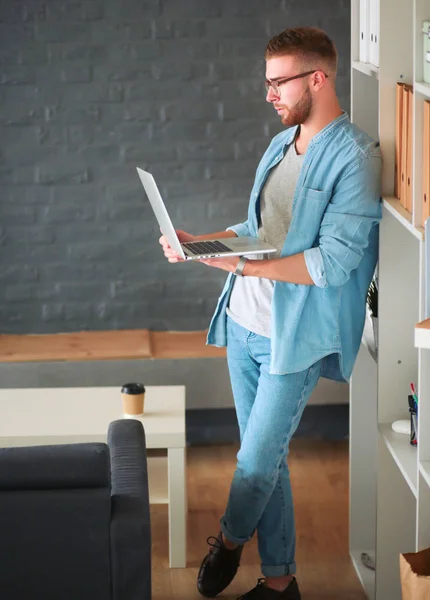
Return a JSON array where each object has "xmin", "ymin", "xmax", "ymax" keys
[{"xmin": 226, "ymin": 141, "xmax": 305, "ymax": 337}]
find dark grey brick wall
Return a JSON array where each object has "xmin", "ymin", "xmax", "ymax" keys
[{"xmin": 0, "ymin": 0, "xmax": 350, "ymax": 334}]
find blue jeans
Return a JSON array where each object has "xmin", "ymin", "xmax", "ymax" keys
[{"xmin": 220, "ymin": 316, "xmax": 323, "ymax": 577}]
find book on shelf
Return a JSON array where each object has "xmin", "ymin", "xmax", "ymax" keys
[
  {"xmin": 368, "ymin": 0, "xmax": 379, "ymax": 67},
  {"xmin": 423, "ymin": 101, "xmax": 430, "ymax": 227},
  {"xmin": 426, "ymin": 219, "xmax": 430, "ymax": 319},
  {"xmin": 399, "ymin": 83, "xmax": 407, "ymax": 205},
  {"xmin": 358, "ymin": 0, "xmax": 378, "ymax": 67},
  {"xmin": 395, "ymin": 82, "xmax": 404, "ymax": 198},
  {"xmin": 359, "ymin": 0, "xmax": 369, "ymax": 63},
  {"xmin": 399, "ymin": 84, "xmax": 412, "ymax": 212},
  {"xmin": 406, "ymin": 86, "xmax": 413, "ymax": 213},
  {"xmin": 397, "ymin": 83, "xmax": 413, "ymax": 213}
]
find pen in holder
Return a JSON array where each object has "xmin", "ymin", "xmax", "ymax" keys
[{"xmin": 408, "ymin": 394, "xmax": 418, "ymax": 447}]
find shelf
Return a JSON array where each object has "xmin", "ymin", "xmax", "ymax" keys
[
  {"xmin": 414, "ymin": 81, "xmax": 430, "ymax": 99},
  {"xmin": 419, "ymin": 462, "xmax": 430, "ymax": 488},
  {"xmin": 382, "ymin": 196, "xmax": 424, "ymax": 240},
  {"xmin": 350, "ymin": 549, "xmax": 376, "ymax": 599},
  {"xmin": 415, "ymin": 318, "xmax": 430, "ymax": 349},
  {"xmin": 351, "ymin": 1, "xmax": 427, "ymax": 598},
  {"xmin": 379, "ymin": 423, "xmax": 417, "ymax": 497},
  {"xmin": 352, "ymin": 61, "xmax": 379, "ymax": 78}
]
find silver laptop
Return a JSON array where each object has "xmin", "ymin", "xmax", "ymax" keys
[{"xmin": 136, "ymin": 168, "xmax": 276, "ymax": 260}]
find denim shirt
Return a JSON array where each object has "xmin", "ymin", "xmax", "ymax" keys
[{"xmin": 206, "ymin": 112, "xmax": 382, "ymax": 383}]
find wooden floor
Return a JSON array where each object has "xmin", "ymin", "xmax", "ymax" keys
[{"xmin": 151, "ymin": 440, "xmax": 366, "ymax": 600}]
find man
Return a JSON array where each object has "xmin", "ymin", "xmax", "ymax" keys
[{"xmin": 160, "ymin": 27, "xmax": 381, "ymax": 600}]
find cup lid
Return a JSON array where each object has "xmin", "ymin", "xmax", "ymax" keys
[{"xmin": 121, "ymin": 383, "xmax": 145, "ymax": 394}]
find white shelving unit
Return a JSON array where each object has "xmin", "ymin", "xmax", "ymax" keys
[
  {"xmin": 350, "ymin": 1, "xmax": 430, "ymax": 598},
  {"xmin": 352, "ymin": 60, "xmax": 379, "ymax": 78}
]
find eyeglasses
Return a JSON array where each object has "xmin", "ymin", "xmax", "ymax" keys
[{"xmin": 264, "ymin": 70, "xmax": 328, "ymax": 95}]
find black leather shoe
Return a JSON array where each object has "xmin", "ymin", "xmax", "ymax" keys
[
  {"xmin": 237, "ymin": 578, "xmax": 301, "ymax": 600},
  {"xmin": 197, "ymin": 531, "xmax": 243, "ymax": 597}
]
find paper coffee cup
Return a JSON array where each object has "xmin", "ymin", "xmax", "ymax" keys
[{"xmin": 121, "ymin": 383, "xmax": 145, "ymax": 418}]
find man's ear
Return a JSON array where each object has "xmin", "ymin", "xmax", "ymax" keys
[{"xmin": 312, "ymin": 71, "xmax": 327, "ymax": 91}]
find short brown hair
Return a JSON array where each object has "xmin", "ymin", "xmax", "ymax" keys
[{"xmin": 265, "ymin": 27, "xmax": 338, "ymax": 79}]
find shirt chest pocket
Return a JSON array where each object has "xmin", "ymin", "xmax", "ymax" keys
[{"xmin": 290, "ymin": 187, "xmax": 331, "ymax": 237}]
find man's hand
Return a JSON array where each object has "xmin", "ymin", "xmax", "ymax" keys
[
  {"xmin": 159, "ymin": 229, "xmax": 195, "ymax": 263},
  {"xmin": 199, "ymin": 256, "xmax": 241, "ymax": 273},
  {"xmin": 159, "ymin": 228, "xmax": 242, "ymax": 273}
]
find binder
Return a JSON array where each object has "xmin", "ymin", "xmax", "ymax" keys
[
  {"xmin": 406, "ymin": 87, "xmax": 413, "ymax": 213},
  {"xmin": 423, "ymin": 100, "xmax": 430, "ymax": 227},
  {"xmin": 369, "ymin": 0, "xmax": 379, "ymax": 67},
  {"xmin": 359, "ymin": 0, "xmax": 369, "ymax": 63},
  {"xmin": 395, "ymin": 83, "xmax": 404, "ymax": 199},
  {"xmin": 400, "ymin": 85, "xmax": 411, "ymax": 208},
  {"xmin": 374, "ymin": 0, "xmax": 379, "ymax": 67},
  {"xmin": 424, "ymin": 219, "xmax": 430, "ymax": 319},
  {"xmin": 426, "ymin": 218, "xmax": 430, "ymax": 318}
]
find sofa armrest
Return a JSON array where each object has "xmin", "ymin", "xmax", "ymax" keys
[{"xmin": 108, "ymin": 419, "xmax": 151, "ymax": 600}]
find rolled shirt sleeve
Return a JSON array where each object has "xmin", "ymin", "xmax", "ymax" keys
[{"xmin": 226, "ymin": 220, "xmax": 250, "ymax": 238}]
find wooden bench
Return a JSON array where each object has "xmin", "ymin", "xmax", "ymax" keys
[{"xmin": 0, "ymin": 330, "xmax": 226, "ymax": 363}]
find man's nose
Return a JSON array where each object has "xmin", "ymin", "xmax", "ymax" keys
[{"xmin": 266, "ymin": 87, "xmax": 278, "ymax": 103}]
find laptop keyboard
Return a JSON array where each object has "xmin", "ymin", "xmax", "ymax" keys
[{"xmin": 182, "ymin": 240, "xmax": 233, "ymax": 255}]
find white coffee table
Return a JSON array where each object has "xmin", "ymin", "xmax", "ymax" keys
[{"xmin": 0, "ymin": 385, "xmax": 187, "ymax": 568}]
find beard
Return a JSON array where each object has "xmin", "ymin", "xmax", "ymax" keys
[{"xmin": 280, "ymin": 85, "xmax": 313, "ymax": 127}]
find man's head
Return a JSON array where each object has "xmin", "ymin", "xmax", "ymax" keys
[{"xmin": 264, "ymin": 27, "xmax": 338, "ymax": 127}]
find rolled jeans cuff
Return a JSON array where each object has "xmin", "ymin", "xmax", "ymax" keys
[
  {"xmin": 220, "ymin": 517, "xmax": 253, "ymax": 547},
  {"xmin": 261, "ymin": 561, "xmax": 297, "ymax": 577}
]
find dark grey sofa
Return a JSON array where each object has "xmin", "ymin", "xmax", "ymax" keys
[{"xmin": 0, "ymin": 418, "xmax": 151, "ymax": 600}]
